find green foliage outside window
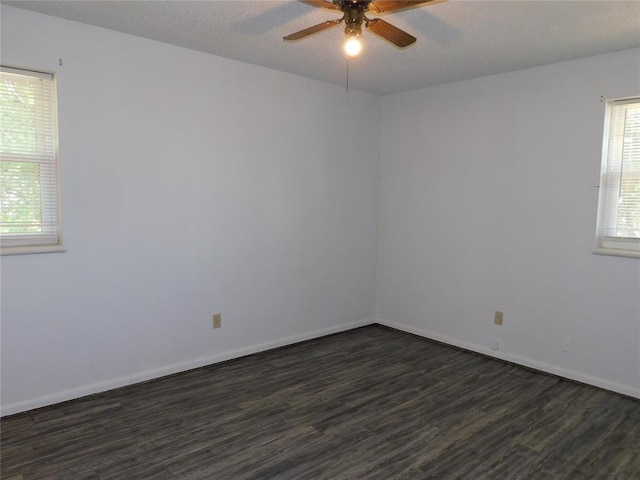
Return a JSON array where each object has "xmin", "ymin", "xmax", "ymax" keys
[
  {"xmin": 1, "ymin": 161, "xmax": 42, "ymax": 233},
  {"xmin": 1, "ymin": 74, "xmax": 43, "ymax": 234}
]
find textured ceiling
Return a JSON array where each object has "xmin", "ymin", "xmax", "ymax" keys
[{"xmin": 3, "ymin": 0, "xmax": 640, "ymax": 95}]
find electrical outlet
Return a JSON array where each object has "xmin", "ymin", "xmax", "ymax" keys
[
  {"xmin": 213, "ymin": 313, "xmax": 222, "ymax": 329},
  {"xmin": 562, "ymin": 336, "xmax": 572, "ymax": 353},
  {"xmin": 494, "ymin": 311, "xmax": 504, "ymax": 326}
]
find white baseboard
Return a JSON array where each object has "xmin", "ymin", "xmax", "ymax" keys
[
  {"xmin": 1, "ymin": 317, "xmax": 376, "ymax": 417},
  {"xmin": 376, "ymin": 318, "xmax": 640, "ymax": 400}
]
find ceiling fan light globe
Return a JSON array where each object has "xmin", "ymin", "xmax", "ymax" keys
[{"xmin": 344, "ymin": 36, "xmax": 362, "ymax": 57}]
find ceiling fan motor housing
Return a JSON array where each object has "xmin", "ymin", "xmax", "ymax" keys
[{"xmin": 344, "ymin": 7, "xmax": 366, "ymax": 36}]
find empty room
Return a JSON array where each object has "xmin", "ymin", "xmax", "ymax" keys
[{"xmin": 1, "ymin": 1, "xmax": 639, "ymax": 479}]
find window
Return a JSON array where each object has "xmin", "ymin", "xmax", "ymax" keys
[
  {"xmin": 1, "ymin": 66, "xmax": 63, "ymax": 255},
  {"xmin": 595, "ymin": 97, "xmax": 640, "ymax": 258}
]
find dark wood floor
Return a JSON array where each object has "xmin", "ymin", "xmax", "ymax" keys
[{"xmin": 2, "ymin": 325, "xmax": 639, "ymax": 480}]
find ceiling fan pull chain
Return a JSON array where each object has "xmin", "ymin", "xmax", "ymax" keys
[{"xmin": 346, "ymin": 58, "xmax": 350, "ymax": 92}]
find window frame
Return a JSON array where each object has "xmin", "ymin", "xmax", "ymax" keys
[
  {"xmin": 0, "ymin": 65, "xmax": 64, "ymax": 256},
  {"xmin": 594, "ymin": 97, "xmax": 640, "ymax": 259}
]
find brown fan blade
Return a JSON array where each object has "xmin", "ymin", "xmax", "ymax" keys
[
  {"xmin": 283, "ymin": 19, "xmax": 342, "ymax": 41},
  {"xmin": 369, "ymin": 0, "xmax": 437, "ymax": 14},
  {"xmin": 301, "ymin": 0, "xmax": 342, "ymax": 11},
  {"xmin": 366, "ymin": 18, "xmax": 416, "ymax": 48}
]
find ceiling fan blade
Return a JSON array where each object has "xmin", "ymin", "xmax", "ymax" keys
[
  {"xmin": 369, "ymin": 0, "xmax": 438, "ymax": 14},
  {"xmin": 283, "ymin": 19, "xmax": 342, "ymax": 41},
  {"xmin": 301, "ymin": 0, "xmax": 342, "ymax": 11},
  {"xmin": 366, "ymin": 18, "xmax": 416, "ymax": 48}
]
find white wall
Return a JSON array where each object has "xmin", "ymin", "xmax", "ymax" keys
[
  {"xmin": 0, "ymin": 6, "xmax": 380, "ymax": 415},
  {"xmin": 377, "ymin": 48, "xmax": 640, "ymax": 397}
]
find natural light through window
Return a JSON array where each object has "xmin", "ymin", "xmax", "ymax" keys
[
  {"xmin": 0, "ymin": 66, "xmax": 63, "ymax": 255},
  {"xmin": 595, "ymin": 97, "xmax": 640, "ymax": 257}
]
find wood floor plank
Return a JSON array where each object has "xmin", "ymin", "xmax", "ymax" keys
[{"xmin": 1, "ymin": 325, "xmax": 639, "ymax": 479}]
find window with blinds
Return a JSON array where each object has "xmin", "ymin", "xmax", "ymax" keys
[
  {"xmin": 1, "ymin": 66, "xmax": 63, "ymax": 254},
  {"xmin": 595, "ymin": 97, "xmax": 640, "ymax": 257}
]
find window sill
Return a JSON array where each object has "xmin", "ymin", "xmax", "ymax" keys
[
  {"xmin": 1, "ymin": 244, "xmax": 66, "ymax": 256},
  {"xmin": 592, "ymin": 247, "xmax": 640, "ymax": 259}
]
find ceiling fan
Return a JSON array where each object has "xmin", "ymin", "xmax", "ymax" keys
[{"xmin": 284, "ymin": 0, "xmax": 439, "ymax": 57}]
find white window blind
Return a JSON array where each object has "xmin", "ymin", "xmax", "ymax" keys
[
  {"xmin": 1, "ymin": 66, "xmax": 62, "ymax": 253},
  {"xmin": 595, "ymin": 97, "xmax": 640, "ymax": 257}
]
